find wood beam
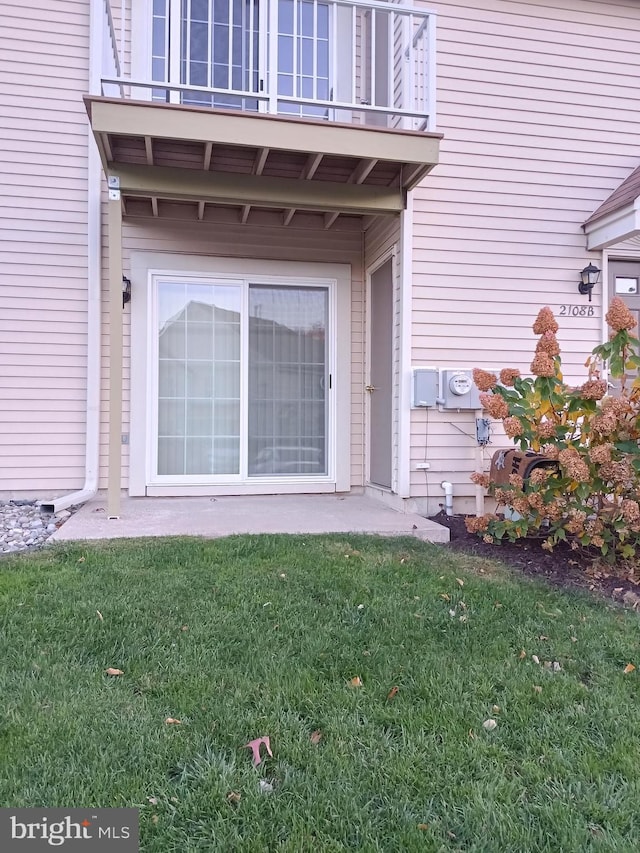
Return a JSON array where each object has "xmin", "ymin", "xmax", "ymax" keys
[
  {"xmin": 254, "ymin": 147, "xmax": 270, "ymax": 175},
  {"xmin": 144, "ymin": 135, "xmax": 154, "ymax": 166},
  {"xmin": 241, "ymin": 205, "xmax": 251, "ymax": 224},
  {"xmin": 101, "ymin": 132, "xmax": 113, "ymax": 163},
  {"xmin": 324, "ymin": 211, "xmax": 340, "ymax": 230},
  {"xmin": 197, "ymin": 200, "xmax": 205, "ymax": 220},
  {"xmin": 151, "ymin": 196, "xmax": 159, "ymax": 217},
  {"xmin": 301, "ymin": 152, "xmax": 323, "ymax": 180},
  {"xmin": 348, "ymin": 158, "xmax": 377, "ymax": 185},
  {"xmin": 112, "ymin": 163, "xmax": 404, "ymax": 216},
  {"xmin": 282, "ymin": 208, "xmax": 296, "ymax": 226},
  {"xmin": 203, "ymin": 141, "xmax": 213, "ymax": 170}
]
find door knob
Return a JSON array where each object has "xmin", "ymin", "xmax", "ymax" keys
[{"xmin": 365, "ymin": 384, "xmax": 377, "ymax": 392}]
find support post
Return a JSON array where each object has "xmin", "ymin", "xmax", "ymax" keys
[{"xmin": 107, "ymin": 176, "xmax": 123, "ymax": 518}]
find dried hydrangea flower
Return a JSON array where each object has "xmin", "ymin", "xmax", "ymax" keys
[
  {"xmin": 535, "ymin": 331, "xmax": 560, "ymax": 357},
  {"xmin": 530, "ymin": 352, "xmax": 555, "ymax": 377},
  {"xmin": 472, "ymin": 368, "xmax": 497, "ymax": 392},
  {"xmin": 532, "ymin": 307, "xmax": 559, "ymax": 335},
  {"xmin": 509, "ymin": 473, "xmax": 524, "ymax": 489},
  {"xmin": 621, "ymin": 499, "xmax": 640, "ymax": 522},
  {"xmin": 470, "ymin": 471, "xmax": 490, "ymax": 488},
  {"xmin": 579, "ymin": 379, "xmax": 607, "ymax": 400},
  {"xmin": 503, "ymin": 416, "xmax": 524, "ymax": 438},
  {"xmin": 479, "ymin": 392, "xmax": 509, "ymax": 419},
  {"xmin": 465, "ymin": 515, "xmax": 493, "ymax": 533},
  {"xmin": 558, "ymin": 448, "xmax": 590, "ymax": 482},
  {"xmin": 499, "ymin": 368, "xmax": 521, "ymax": 387},
  {"xmin": 537, "ymin": 420, "xmax": 556, "ymax": 439},
  {"xmin": 606, "ymin": 296, "xmax": 636, "ymax": 332},
  {"xmin": 588, "ymin": 443, "xmax": 613, "ymax": 464}
]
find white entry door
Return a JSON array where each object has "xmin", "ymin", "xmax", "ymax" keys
[{"xmin": 152, "ymin": 276, "xmax": 331, "ymax": 482}]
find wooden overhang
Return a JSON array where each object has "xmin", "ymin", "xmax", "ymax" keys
[{"xmin": 85, "ymin": 97, "xmax": 441, "ymax": 225}]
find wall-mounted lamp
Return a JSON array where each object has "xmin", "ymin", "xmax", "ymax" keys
[
  {"xmin": 122, "ymin": 276, "xmax": 131, "ymax": 308},
  {"xmin": 578, "ymin": 263, "xmax": 600, "ymax": 302}
]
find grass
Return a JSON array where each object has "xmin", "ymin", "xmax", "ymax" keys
[{"xmin": 1, "ymin": 535, "xmax": 640, "ymax": 851}]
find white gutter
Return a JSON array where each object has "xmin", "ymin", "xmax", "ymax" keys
[{"xmin": 40, "ymin": 0, "xmax": 103, "ymax": 513}]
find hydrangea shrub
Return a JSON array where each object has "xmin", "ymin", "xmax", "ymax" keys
[{"xmin": 467, "ymin": 298, "xmax": 640, "ymax": 560}]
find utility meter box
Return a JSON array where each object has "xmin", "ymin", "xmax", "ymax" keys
[
  {"xmin": 441, "ymin": 369, "xmax": 482, "ymax": 410},
  {"xmin": 412, "ymin": 367, "xmax": 439, "ymax": 408}
]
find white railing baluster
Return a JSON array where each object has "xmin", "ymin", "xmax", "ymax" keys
[
  {"xmin": 168, "ymin": 0, "xmax": 181, "ymax": 103},
  {"xmin": 351, "ymin": 4, "xmax": 356, "ymax": 106},
  {"xmin": 268, "ymin": 0, "xmax": 278, "ymax": 113},
  {"xmin": 313, "ymin": 0, "xmax": 318, "ymax": 102}
]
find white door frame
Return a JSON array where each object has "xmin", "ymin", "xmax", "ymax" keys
[
  {"xmin": 365, "ymin": 247, "xmax": 398, "ymax": 491},
  {"xmin": 129, "ymin": 253, "xmax": 352, "ymax": 496}
]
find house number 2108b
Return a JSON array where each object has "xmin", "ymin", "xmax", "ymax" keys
[{"xmin": 559, "ymin": 305, "xmax": 595, "ymax": 317}]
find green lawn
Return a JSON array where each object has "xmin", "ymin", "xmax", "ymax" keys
[{"xmin": 1, "ymin": 535, "xmax": 640, "ymax": 851}]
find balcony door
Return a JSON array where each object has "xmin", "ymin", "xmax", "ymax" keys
[{"xmin": 151, "ymin": 0, "xmax": 330, "ymax": 118}]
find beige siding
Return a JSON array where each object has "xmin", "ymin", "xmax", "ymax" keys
[
  {"xmin": 99, "ymin": 214, "xmax": 365, "ymax": 489},
  {"xmin": 409, "ymin": 0, "xmax": 640, "ymax": 510},
  {"xmin": 0, "ymin": 0, "xmax": 89, "ymax": 496}
]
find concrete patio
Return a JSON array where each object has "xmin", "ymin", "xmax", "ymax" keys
[{"xmin": 50, "ymin": 493, "xmax": 449, "ymax": 543}]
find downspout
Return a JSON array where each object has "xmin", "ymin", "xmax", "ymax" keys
[{"xmin": 40, "ymin": 0, "xmax": 103, "ymax": 513}]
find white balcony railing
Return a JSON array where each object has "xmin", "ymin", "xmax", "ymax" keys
[{"xmin": 93, "ymin": 0, "xmax": 436, "ymax": 132}]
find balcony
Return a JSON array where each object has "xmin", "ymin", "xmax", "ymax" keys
[{"xmin": 87, "ymin": 0, "xmax": 441, "ymax": 225}]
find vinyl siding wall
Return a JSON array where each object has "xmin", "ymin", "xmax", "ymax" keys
[
  {"xmin": 409, "ymin": 0, "xmax": 640, "ymax": 511},
  {"xmin": 99, "ymin": 213, "xmax": 366, "ymax": 489},
  {"xmin": 0, "ymin": 0, "xmax": 90, "ymax": 497}
]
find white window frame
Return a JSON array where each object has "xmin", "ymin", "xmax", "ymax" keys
[{"xmin": 129, "ymin": 253, "xmax": 351, "ymax": 497}]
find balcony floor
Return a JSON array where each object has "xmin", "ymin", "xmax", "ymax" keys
[{"xmin": 85, "ymin": 97, "xmax": 441, "ymax": 226}]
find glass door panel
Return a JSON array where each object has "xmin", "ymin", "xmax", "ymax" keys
[
  {"xmin": 157, "ymin": 281, "xmax": 242, "ymax": 476},
  {"xmin": 151, "ymin": 0, "xmax": 331, "ymax": 117},
  {"xmin": 248, "ymin": 284, "xmax": 328, "ymax": 476}
]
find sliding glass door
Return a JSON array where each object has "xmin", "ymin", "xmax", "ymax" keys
[
  {"xmin": 154, "ymin": 277, "xmax": 329, "ymax": 481},
  {"xmin": 151, "ymin": 0, "xmax": 331, "ymax": 118}
]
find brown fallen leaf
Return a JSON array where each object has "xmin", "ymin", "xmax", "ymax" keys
[
  {"xmin": 96, "ymin": 610, "xmax": 104, "ymax": 622},
  {"xmin": 417, "ymin": 823, "xmax": 429, "ymax": 831},
  {"xmin": 519, "ymin": 649, "xmax": 527, "ymax": 660},
  {"xmin": 164, "ymin": 717, "xmax": 182, "ymax": 725},
  {"xmin": 440, "ymin": 593, "xmax": 450, "ymax": 602},
  {"xmin": 77, "ymin": 557, "xmax": 85, "ymax": 563},
  {"xmin": 151, "ymin": 815, "xmax": 159, "ymax": 825},
  {"xmin": 387, "ymin": 686, "xmax": 399, "ymax": 701},
  {"xmin": 483, "ymin": 719, "xmax": 497, "ymax": 732},
  {"xmin": 447, "ymin": 831, "xmax": 457, "ymax": 839},
  {"xmin": 226, "ymin": 791, "xmax": 241, "ymax": 806},
  {"xmin": 492, "ymin": 705, "xmax": 500, "ymax": 714},
  {"xmin": 533, "ymin": 685, "xmax": 542, "ymax": 694},
  {"xmin": 181, "ymin": 625, "xmax": 188, "ymax": 631},
  {"xmin": 105, "ymin": 667, "xmax": 124, "ymax": 677},
  {"xmin": 310, "ymin": 729, "xmax": 323, "ymax": 745},
  {"xmin": 456, "ymin": 578, "xmax": 464, "ymax": 587},
  {"xmin": 146, "ymin": 797, "xmax": 158, "ymax": 805},
  {"xmin": 624, "ymin": 663, "xmax": 636, "ymax": 674},
  {"xmin": 349, "ymin": 676, "xmax": 363, "ymax": 688}
]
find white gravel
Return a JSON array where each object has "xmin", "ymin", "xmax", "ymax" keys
[{"xmin": 0, "ymin": 501, "xmax": 73, "ymax": 554}]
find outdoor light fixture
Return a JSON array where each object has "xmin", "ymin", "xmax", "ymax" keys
[
  {"xmin": 122, "ymin": 276, "xmax": 131, "ymax": 308},
  {"xmin": 578, "ymin": 263, "xmax": 600, "ymax": 302}
]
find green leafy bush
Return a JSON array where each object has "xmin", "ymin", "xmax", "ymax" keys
[{"xmin": 467, "ymin": 298, "xmax": 640, "ymax": 560}]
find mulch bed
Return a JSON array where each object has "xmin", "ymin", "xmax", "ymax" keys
[{"xmin": 431, "ymin": 511, "xmax": 640, "ymax": 608}]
